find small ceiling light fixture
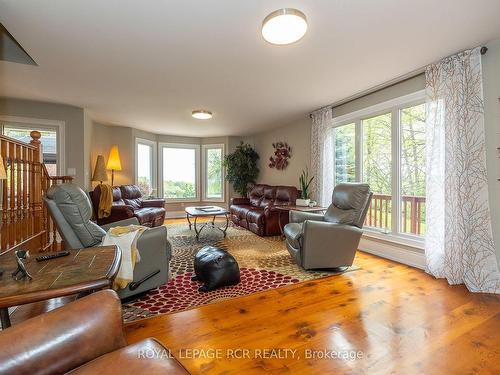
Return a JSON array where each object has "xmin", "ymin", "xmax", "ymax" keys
[
  {"xmin": 192, "ymin": 110, "xmax": 213, "ymax": 120},
  {"xmin": 262, "ymin": 8, "xmax": 307, "ymax": 45}
]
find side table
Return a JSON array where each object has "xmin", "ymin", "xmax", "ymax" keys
[{"xmin": 0, "ymin": 245, "xmax": 121, "ymax": 329}]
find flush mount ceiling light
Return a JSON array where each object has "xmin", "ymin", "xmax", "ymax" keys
[
  {"xmin": 192, "ymin": 110, "xmax": 213, "ymax": 120},
  {"xmin": 261, "ymin": 8, "xmax": 307, "ymax": 45}
]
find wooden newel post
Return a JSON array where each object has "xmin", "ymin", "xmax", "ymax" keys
[
  {"xmin": 29, "ymin": 131, "xmax": 43, "ymax": 208},
  {"xmin": 29, "ymin": 131, "xmax": 44, "ymax": 246},
  {"xmin": 29, "ymin": 131, "xmax": 43, "ymax": 163}
]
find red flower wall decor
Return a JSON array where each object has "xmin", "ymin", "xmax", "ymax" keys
[{"xmin": 269, "ymin": 142, "xmax": 292, "ymax": 170}]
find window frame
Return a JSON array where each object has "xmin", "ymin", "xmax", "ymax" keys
[
  {"xmin": 332, "ymin": 90, "xmax": 426, "ymax": 243},
  {"xmin": 158, "ymin": 142, "xmax": 201, "ymax": 202},
  {"xmin": 201, "ymin": 143, "xmax": 225, "ymax": 202},
  {"xmin": 134, "ymin": 137, "xmax": 158, "ymax": 197},
  {"xmin": 0, "ymin": 116, "xmax": 66, "ymax": 176}
]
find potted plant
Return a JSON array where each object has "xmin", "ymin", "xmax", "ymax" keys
[
  {"xmin": 297, "ymin": 168, "xmax": 314, "ymax": 206},
  {"xmin": 223, "ymin": 142, "xmax": 260, "ymax": 196}
]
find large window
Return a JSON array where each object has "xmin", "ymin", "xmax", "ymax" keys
[
  {"xmin": 202, "ymin": 144, "xmax": 224, "ymax": 201},
  {"xmin": 332, "ymin": 91, "xmax": 426, "ymax": 239},
  {"xmin": 1, "ymin": 122, "xmax": 61, "ymax": 176},
  {"xmin": 159, "ymin": 143, "xmax": 200, "ymax": 201},
  {"xmin": 135, "ymin": 138, "xmax": 156, "ymax": 197}
]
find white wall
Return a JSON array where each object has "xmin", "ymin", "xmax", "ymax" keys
[
  {"xmin": 90, "ymin": 122, "xmax": 134, "ymax": 188},
  {"xmin": 243, "ymin": 116, "xmax": 311, "ymax": 189},
  {"xmin": 0, "ymin": 98, "xmax": 86, "ymax": 186},
  {"xmin": 83, "ymin": 109, "xmax": 93, "ymax": 190}
]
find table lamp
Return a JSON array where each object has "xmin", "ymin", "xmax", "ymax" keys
[
  {"xmin": 0, "ymin": 156, "xmax": 6, "ymax": 277},
  {"xmin": 91, "ymin": 155, "xmax": 108, "ymax": 184},
  {"xmin": 106, "ymin": 145, "xmax": 122, "ymax": 186}
]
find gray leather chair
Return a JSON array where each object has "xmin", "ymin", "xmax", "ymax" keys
[
  {"xmin": 44, "ymin": 183, "xmax": 171, "ymax": 299},
  {"xmin": 284, "ymin": 183, "xmax": 372, "ymax": 270}
]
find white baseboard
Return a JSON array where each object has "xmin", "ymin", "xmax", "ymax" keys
[{"xmin": 359, "ymin": 236, "xmax": 426, "ymax": 270}]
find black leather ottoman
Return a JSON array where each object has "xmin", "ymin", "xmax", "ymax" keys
[{"xmin": 192, "ymin": 246, "xmax": 240, "ymax": 292}]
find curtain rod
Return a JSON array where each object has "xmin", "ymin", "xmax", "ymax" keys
[{"xmin": 309, "ymin": 46, "xmax": 488, "ymax": 119}]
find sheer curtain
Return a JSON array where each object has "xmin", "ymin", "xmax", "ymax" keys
[
  {"xmin": 425, "ymin": 47, "xmax": 499, "ymax": 293},
  {"xmin": 310, "ymin": 107, "xmax": 334, "ymax": 207}
]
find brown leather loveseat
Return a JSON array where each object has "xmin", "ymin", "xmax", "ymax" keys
[
  {"xmin": 230, "ymin": 184, "xmax": 298, "ymax": 236},
  {"xmin": 90, "ymin": 184, "xmax": 166, "ymax": 227}
]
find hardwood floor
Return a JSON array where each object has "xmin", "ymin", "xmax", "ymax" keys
[{"xmin": 125, "ymin": 248, "xmax": 500, "ymax": 375}]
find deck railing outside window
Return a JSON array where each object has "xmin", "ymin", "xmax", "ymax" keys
[{"xmin": 365, "ymin": 193, "xmax": 426, "ymax": 236}]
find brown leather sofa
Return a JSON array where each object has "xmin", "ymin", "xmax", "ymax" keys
[
  {"xmin": 0, "ymin": 290, "xmax": 188, "ymax": 375},
  {"xmin": 230, "ymin": 184, "xmax": 298, "ymax": 236},
  {"xmin": 90, "ymin": 184, "xmax": 166, "ymax": 227}
]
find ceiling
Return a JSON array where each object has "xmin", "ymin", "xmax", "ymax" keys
[{"xmin": 1, "ymin": 0, "xmax": 500, "ymax": 137}]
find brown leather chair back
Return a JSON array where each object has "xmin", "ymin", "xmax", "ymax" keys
[
  {"xmin": 274, "ymin": 186, "xmax": 298, "ymax": 206},
  {"xmin": 89, "ymin": 185, "xmax": 124, "ymax": 216},
  {"xmin": 120, "ymin": 185, "xmax": 143, "ymax": 209},
  {"xmin": 260, "ymin": 186, "xmax": 276, "ymax": 207},
  {"xmin": 248, "ymin": 184, "xmax": 266, "ymax": 207},
  {"xmin": 0, "ymin": 290, "xmax": 127, "ymax": 375},
  {"xmin": 248, "ymin": 184, "xmax": 298, "ymax": 208}
]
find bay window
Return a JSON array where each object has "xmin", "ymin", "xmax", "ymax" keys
[
  {"xmin": 202, "ymin": 144, "xmax": 224, "ymax": 201},
  {"xmin": 135, "ymin": 138, "xmax": 156, "ymax": 197},
  {"xmin": 135, "ymin": 140, "xmax": 225, "ymax": 203},
  {"xmin": 159, "ymin": 143, "xmax": 200, "ymax": 201}
]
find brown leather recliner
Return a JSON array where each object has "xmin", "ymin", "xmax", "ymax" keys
[
  {"xmin": 0, "ymin": 290, "xmax": 188, "ymax": 375},
  {"xmin": 230, "ymin": 184, "xmax": 298, "ymax": 236},
  {"xmin": 90, "ymin": 184, "xmax": 166, "ymax": 227}
]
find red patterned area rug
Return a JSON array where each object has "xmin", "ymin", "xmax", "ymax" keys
[{"xmin": 122, "ymin": 222, "xmax": 360, "ymax": 322}]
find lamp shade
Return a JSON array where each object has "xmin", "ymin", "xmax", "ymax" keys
[
  {"xmin": 106, "ymin": 145, "xmax": 122, "ymax": 171},
  {"xmin": 0, "ymin": 157, "xmax": 6, "ymax": 180},
  {"xmin": 91, "ymin": 155, "xmax": 108, "ymax": 182}
]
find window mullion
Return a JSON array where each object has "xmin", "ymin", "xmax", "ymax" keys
[
  {"xmin": 159, "ymin": 144, "xmax": 165, "ymax": 199},
  {"xmin": 355, "ymin": 119, "xmax": 362, "ymax": 182},
  {"xmin": 391, "ymin": 109, "xmax": 401, "ymax": 235}
]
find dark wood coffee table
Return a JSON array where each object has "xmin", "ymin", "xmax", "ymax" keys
[
  {"xmin": 0, "ymin": 245, "xmax": 121, "ymax": 329},
  {"xmin": 185, "ymin": 206, "xmax": 229, "ymax": 241}
]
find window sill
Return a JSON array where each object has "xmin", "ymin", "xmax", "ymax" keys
[
  {"xmin": 362, "ymin": 229, "xmax": 424, "ymax": 251},
  {"xmin": 202, "ymin": 198, "xmax": 225, "ymax": 203},
  {"xmin": 165, "ymin": 199, "xmax": 201, "ymax": 204}
]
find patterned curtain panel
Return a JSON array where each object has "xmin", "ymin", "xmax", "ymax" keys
[
  {"xmin": 310, "ymin": 107, "xmax": 334, "ymax": 207},
  {"xmin": 425, "ymin": 47, "xmax": 499, "ymax": 293}
]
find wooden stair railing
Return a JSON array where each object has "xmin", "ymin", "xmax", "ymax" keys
[{"xmin": 0, "ymin": 131, "xmax": 73, "ymax": 255}]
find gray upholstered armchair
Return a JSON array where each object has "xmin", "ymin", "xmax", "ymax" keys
[
  {"xmin": 44, "ymin": 183, "xmax": 171, "ymax": 299},
  {"xmin": 284, "ymin": 183, "xmax": 372, "ymax": 270}
]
